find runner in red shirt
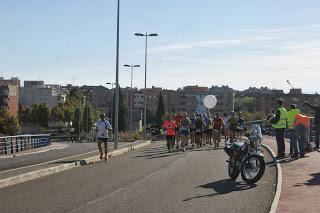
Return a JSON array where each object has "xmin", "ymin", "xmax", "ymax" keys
[
  {"xmin": 162, "ymin": 115, "xmax": 178, "ymax": 152},
  {"xmin": 174, "ymin": 112, "xmax": 183, "ymax": 149},
  {"xmin": 212, "ymin": 113, "xmax": 223, "ymax": 148}
]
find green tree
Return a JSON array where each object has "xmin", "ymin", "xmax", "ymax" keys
[
  {"xmin": 118, "ymin": 87, "xmax": 127, "ymax": 131},
  {"xmin": 146, "ymin": 110, "xmax": 156, "ymax": 126},
  {"xmin": 0, "ymin": 107, "xmax": 20, "ymax": 135},
  {"xmin": 19, "ymin": 106, "xmax": 32, "ymax": 124},
  {"xmin": 155, "ymin": 93, "xmax": 165, "ymax": 128},
  {"xmin": 242, "ymin": 97, "xmax": 255, "ymax": 113},
  {"xmin": 51, "ymin": 105, "xmax": 65, "ymax": 121},
  {"xmin": 83, "ymin": 104, "xmax": 93, "ymax": 133},
  {"xmin": 37, "ymin": 103, "xmax": 51, "ymax": 127},
  {"xmin": 67, "ymin": 87, "xmax": 83, "ymax": 106},
  {"xmin": 234, "ymin": 97, "xmax": 243, "ymax": 112},
  {"xmin": 72, "ymin": 107, "xmax": 83, "ymax": 137}
]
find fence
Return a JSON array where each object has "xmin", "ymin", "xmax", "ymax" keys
[
  {"xmin": 244, "ymin": 118, "xmax": 317, "ymax": 142},
  {"xmin": 0, "ymin": 134, "xmax": 51, "ymax": 155}
]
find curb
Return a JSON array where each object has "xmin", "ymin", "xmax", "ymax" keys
[
  {"xmin": 262, "ymin": 143, "xmax": 282, "ymax": 213},
  {"xmin": 0, "ymin": 140, "xmax": 151, "ymax": 189}
]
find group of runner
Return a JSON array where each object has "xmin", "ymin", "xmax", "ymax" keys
[{"xmin": 161, "ymin": 111, "xmax": 246, "ymax": 152}]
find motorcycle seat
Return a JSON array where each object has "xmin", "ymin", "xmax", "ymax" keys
[{"xmin": 230, "ymin": 141, "xmax": 244, "ymax": 151}]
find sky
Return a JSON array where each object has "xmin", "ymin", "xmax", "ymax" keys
[{"xmin": 1, "ymin": 0, "xmax": 320, "ymax": 93}]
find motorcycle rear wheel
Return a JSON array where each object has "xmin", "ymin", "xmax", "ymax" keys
[
  {"xmin": 228, "ymin": 156, "xmax": 240, "ymax": 180},
  {"xmin": 241, "ymin": 155, "xmax": 265, "ymax": 184}
]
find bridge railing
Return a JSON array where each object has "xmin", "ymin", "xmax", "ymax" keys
[
  {"xmin": 0, "ymin": 134, "xmax": 51, "ymax": 155},
  {"xmin": 243, "ymin": 118, "xmax": 316, "ymax": 142}
]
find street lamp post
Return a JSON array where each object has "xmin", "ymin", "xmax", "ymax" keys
[
  {"xmin": 114, "ymin": 0, "xmax": 120, "ymax": 149},
  {"xmin": 124, "ymin": 64, "xmax": 140, "ymax": 140},
  {"xmin": 134, "ymin": 32, "xmax": 158, "ymax": 140}
]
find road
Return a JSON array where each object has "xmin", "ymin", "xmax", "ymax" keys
[
  {"xmin": 0, "ymin": 142, "xmax": 128, "ymax": 172},
  {"xmin": 0, "ymin": 141, "xmax": 277, "ymax": 213}
]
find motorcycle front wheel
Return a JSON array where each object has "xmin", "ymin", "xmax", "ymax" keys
[
  {"xmin": 228, "ymin": 156, "xmax": 240, "ymax": 180},
  {"xmin": 241, "ymin": 154, "xmax": 265, "ymax": 184}
]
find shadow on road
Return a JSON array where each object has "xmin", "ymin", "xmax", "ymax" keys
[
  {"xmin": 52, "ymin": 160, "xmax": 87, "ymax": 165},
  {"xmin": 295, "ymin": 172, "xmax": 320, "ymax": 187},
  {"xmin": 133, "ymin": 147, "xmax": 182, "ymax": 159},
  {"xmin": 183, "ymin": 179, "xmax": 257, "ymax": 201}
]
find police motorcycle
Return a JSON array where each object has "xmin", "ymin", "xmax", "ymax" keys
[{"xmin": 224, "ymin": 124, "xmax": 265, "ymax": 184}]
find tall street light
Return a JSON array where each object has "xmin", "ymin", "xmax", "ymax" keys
[
  {"xmin": 106, "ymin": 82, "xmax": 116, "ymax": 126},
  {"xmin": 124, "ymin": 64, "xmax": 140, "ymax": 140},
  {"xmin": 134, "ymin": 32, "xmax": 158, "ymax": 139},
  {"xmin": 114, "ymin": 0, "xmax": 120, "ymax": 149}
]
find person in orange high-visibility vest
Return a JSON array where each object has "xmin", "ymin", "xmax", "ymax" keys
[{"xmin": 293, "ymin": 113, "xmax": 310, "ymax": 158}]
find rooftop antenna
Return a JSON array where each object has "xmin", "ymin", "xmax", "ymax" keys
[
  {"xmin": 68, "ymin": 77, "xmax": 77, "ymax": 85},
  {"xmin": 286, "ymin": 80, "xmax": 294, "ymax": 89}
]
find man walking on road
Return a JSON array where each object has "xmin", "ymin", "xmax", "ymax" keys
[
  {"xmin": 271, "ymin": 99, "xmax": 288, "ymax": 158},
  {"xmin": 162, "ymin": 115, "xmax": 177, "ymax": 152},
  {"xmin": 293, "ymin": 113, "xmax": 310, "ymax": 158},
  {"xmin": 95, "ymin": 113, "xmax": 112, "ymax": 161},
  {"xmin": 180, "ymin": 112, "xmax": 192, "ymax": 152},
  {"xmin": 287, "ymin": 104, "xmax": 300, "ymax": 156},
  {"xmin": 304, "ymin": 101, "xmax": 320, "ymax": 149}
]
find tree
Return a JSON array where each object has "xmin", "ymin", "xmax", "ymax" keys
[
  {"xmin": 242, "ymin": 97, "xmax": 255, "ymax": 113},
  {"xmin": 30, "ymin": 103, "xmax": 50, "ymax": 127},
  {"xmin": 83, "ymin": 104, "xmax": 93, "ymax": 133},
  {"xmin": 118, "ymin": 87, "xmax": 127, "ymax": 131},
  {"xmin": 19, "ymin": 106, "xmax": 32, "ymax": 124},
  {"xmin": 72, "ymin": 107, "xmax": 83, "ymax": 137},
  {"xmin": 234, "ymin": 97, "xmax": 243, "ymax": 112},
  {"xmin": 37, "ymin": 103, "xmax": 51, "ymax": 127},
  {"xmin": 0, "ymin": 107, "xmax": 20, "ymax": 135},
  {"xmin": 155, "ymin": 93, "xmax": 165, "ymax": 128},
  {"xmin": 51, "ymin": 105, "xmax": 65, "ymax": 121},
  {"xmin": 67, "ymin": 87, "xmax": 83, "ymax": 106}
]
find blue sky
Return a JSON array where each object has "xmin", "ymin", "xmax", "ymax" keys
[{"xmin": 1, "ymin": 0, "xmax": 320, "ymax": 93}]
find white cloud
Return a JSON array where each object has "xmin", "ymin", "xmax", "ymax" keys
[{"xmin": 149, "ymin": 37, "xmax": 278, "ymax": 53}]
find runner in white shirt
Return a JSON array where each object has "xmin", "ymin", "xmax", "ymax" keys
[
  {"xmin": 223, "ymin": 113, "xmax": 229, "ymax": 142},
  {"xmin": 95, "ymin": 113, "xmax": 112, "ymax": 161}
]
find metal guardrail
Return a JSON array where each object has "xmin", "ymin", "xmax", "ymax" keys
[
  {"xmin": 0, "ymin": 134, "xmax": 51, "ymax": 155},
  {"xmin": 244, "ymin": 118, "xmax": 317, "ymax": 142}
]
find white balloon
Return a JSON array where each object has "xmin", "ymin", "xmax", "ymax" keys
[{"xmin": 203, "ymin": 95, "xmax": 217, "ymax": 109}]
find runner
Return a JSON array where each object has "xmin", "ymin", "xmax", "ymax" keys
[
  {"xmin": 194, "ymin": 114, "xmax": 205, "ymax": 148},
  {"xmin": 212, "ymin": 112, "xmax": 223, "ymax": 148},
  {"xmin": 206, "ymin": 114, "xmax": 213, "ymax": 145},
  {"xmin": 237, "ymin": 112, "xmax": 245, "ymax": 140},
  {"xmin": 223, "ymin": 112, "xmax": 229, "ymax": 142},
  {"xmin": 228, "ymin": 111, "xmax": 238, "ymax": 142},
  {"xmin": 174, "ymin": 112, "xmax": 183, "ymax": 149},
  {"xmin": 190, "ymin": 114, "xmax": 196, "ymax": 147},
  {"xmin": 95, "ymin": 113, "xmax": 112, "ymax": 161},
  {"xmin": 180, "ymin": 112, "xmax": 192, "ymax": 152},
  {"xmin": 162, "ymin": 115, "xmax": 178, "ymax": 153},
  {"xmin": 149, "ymin": 122, "xmax": 158, "ymax": 143}
]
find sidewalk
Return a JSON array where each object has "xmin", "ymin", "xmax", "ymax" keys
[{"xmin": 262, "ymin": 136, "xmax": 320, "ymax": 213}]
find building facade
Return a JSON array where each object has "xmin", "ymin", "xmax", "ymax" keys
[
  {"xmin": 0, "ymin": 77, "xmax": 20, "ymax": 117},
  {"xmin": 20, "ymin": 81, "xmax": 67, "ymax": 108}
]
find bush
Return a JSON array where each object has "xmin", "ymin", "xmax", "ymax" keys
[{"xmin": 133, "ymin": 131, "xmax": 142, "ymax": 141}]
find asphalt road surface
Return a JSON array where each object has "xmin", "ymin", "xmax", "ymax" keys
[
  {"xmin": 0, "ymin": 141, "xmax": 277, "ymax": 213},
  {"xmin": 0, "ymin": 142, "xmax": 127, "ymax": 172}
]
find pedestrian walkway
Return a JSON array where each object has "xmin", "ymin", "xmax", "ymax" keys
[
  {"xmin": 0, "ymin": 142, "xmax": 69, "ymax": 159},
  {"xmin": 262, "ymin": 136, "xmax": 320, "ymax": 213}
]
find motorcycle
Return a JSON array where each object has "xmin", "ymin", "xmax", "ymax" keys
[{"xmin": 224, "ymin": 124, "xmax": 265, "ymax": 184}]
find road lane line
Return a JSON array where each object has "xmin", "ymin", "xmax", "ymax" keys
[{"xmin": 0, "ymin": 143, "xmax": 128, "ymax": 175}]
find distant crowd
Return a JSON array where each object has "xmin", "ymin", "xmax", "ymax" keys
[{"xmin": 156, "ymin": 111, "xmax": 247, "ymax": 152}]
